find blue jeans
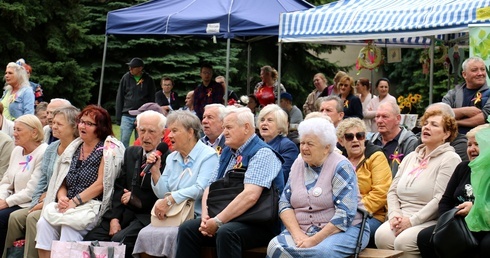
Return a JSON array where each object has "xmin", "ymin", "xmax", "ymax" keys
[
  {"xmin": 367, "ymin": 217, "xmax": 382, "ymax": 247},
  {"xmin": 176, "ymin": 219, "xmax": 276, "ymax": 258},
  {"xmin": 120, "ymin": 115, "xmax": 137, "ymax": 148},
  {"xmin": 267, "ymin": 223, "xmax": 370, "ymax": 258}
]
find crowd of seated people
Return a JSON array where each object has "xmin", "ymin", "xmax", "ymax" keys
[{"xmin": 0, "ymin": 57, "xmax": 489, "ymax": 258}]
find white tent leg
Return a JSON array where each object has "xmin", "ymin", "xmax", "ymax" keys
[
  {"xmin": 98, "ymin": 36, "xmax": 108, "ymax": 106},
  {"xmin": 429, "ymin": 36, "xmax": 435, "ymax": 105}
]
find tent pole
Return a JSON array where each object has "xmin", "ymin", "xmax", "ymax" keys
[
  {"xmin": 429, "ymin": 36, "xmax": 435, "ymax": 105},
  {"xmin": 247, "ymin": 42, "xmax": 251, "ymax": 95},
  {"xmin": 277, "ymin": 42, "xmax": 282, "ymax": 104},
  {"xmin": 98, "ymin": 35, "xmax": 108, "ymax": 106},
  {"xmin": 225, "ymin": 38, "xmax": 230, "ymax": 105}
]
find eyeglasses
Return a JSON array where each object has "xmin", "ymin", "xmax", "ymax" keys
[
  {"xmin": 344, "ymin": 132, "xmax": 365, "ymax": 141},
  {"xmin": 338, "ymin": 83, "xmax": 350, "ymax": 87},
  {"xmin": 78, "ymin": 119, "xmax": 97, "ymax": 127}
]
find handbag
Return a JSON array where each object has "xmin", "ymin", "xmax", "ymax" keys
[
  {"xmin": 42, "ymin": 200, "xmax": 102, "ymax": 231},
  {"xmin": 50, "ymin": 240, "xmax": 125, "ymax": 258},
  {"xmin": 6, "ymin": 239, "xmax": 24, "ymax": 258},
  {"xmin": 207, "ymin": 168, "xmax": 279, "ymax": 223},
  {"xmin": 150, "ymin": 193, "xmax": 195, "ymax": 227},
  {"xmin": 430, "ymin": 208, "xmax": 478, "ymax": 258}
]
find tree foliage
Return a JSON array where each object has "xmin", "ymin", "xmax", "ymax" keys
[
  {"xmin": 384, "ymin": 48, "xmax": 462, "ymax": 115},
  {"xmin": 0, "ymin": 0, "xmax": 343, "ymax": 114}
]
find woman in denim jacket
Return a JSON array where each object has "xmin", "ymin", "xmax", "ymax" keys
[{"xmin": 1, "ymin": 62, "xmax": 35, "ymax": 121}]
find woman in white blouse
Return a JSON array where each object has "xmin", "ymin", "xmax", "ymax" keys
[{"xmin": 0, "ymin": 114, "xmax": 47, "ymax": 254}]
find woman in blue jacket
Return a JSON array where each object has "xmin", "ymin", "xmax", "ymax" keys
[{"xmin": 258, "ymin": 104, "xmax": 299, "ymax": 182}]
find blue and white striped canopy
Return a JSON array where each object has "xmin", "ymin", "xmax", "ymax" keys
[{"xmin": 279, "ymin": 0, "xmax": 490, "ymax": 46}]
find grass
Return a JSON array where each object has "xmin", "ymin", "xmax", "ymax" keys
[{"xmin": 111, "ymin": 124, "xmax": 135, "ymax": 145}]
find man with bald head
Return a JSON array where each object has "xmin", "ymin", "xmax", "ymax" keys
[
  {"xmin": 443, "ymin": 57, "xmax": 490, "ymax": 134},
  {"xmin": 370, "ymin": 101, "xmax": 418, "ymax": 177},
  {"xmin": 43, "ymin": 98, "xmax": 72, "ymax": 144}
]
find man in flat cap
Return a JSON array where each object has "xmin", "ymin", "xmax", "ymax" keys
[{"xmin": 116, "ymin": 57, "xmax": 156, "ymax": 148}]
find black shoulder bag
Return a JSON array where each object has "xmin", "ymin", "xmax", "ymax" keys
[
  {"xmin": 207, "ymin": 168, "xmax": 279, "ymax": 223},
  {"xmin": 430, "ymin": 207, "xmax": 478, "ymax": 258}
]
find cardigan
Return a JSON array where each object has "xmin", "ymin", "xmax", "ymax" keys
[
  {"xmin": 266, "ymin": 135, "xmax": 299, "ymax": 183},
  {"xmin": 43, "ymin": 136, "xmax": 125, "ymax": 225},
  {"xmin": 0, "ymin": 143, "xmax": 47, "ymax": 208},
  {"xmin": 152, "ymin": 140, "xmax": 218, "ymax": 215},
  {"xmin": 0, "ymin": 132, "xmax": 13, "ymax": 180},
  {"xmin": 287, "ymin": 152, "xmax": 364, "ymax": 232},
  {"xmin": 30, "ymin": 141, "xmax": 60, "ymax": 208}
]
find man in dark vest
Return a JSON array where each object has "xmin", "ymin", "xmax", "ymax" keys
[
  {"xmin": 84, "ymin": 110, "xmax": 169, "ymax": 257},
  {"xmin": 176, "ymin": 106, "xmax": 284, "ymax": 258}
]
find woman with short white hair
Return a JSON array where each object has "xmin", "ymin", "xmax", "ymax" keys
[
  {"xmin": 258, "ymin": 104, "xmax": 298, "ymax": 182},
  {"xmin": 267, "ymin": 118, "xmax": 369, "ymax": 257}
]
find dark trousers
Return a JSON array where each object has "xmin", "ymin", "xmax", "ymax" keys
[
  {"xmin": 176, "ymin": 219, "xmax": 276, "ymax": 258},
  {"xmin": 418, "ymin": 224, "xmax": 490, "ymax": 258},
  {"xmin": 0, "ymin": 206, "xmax": 21, "ymax": 254},
  {"xmin": 417, "ymin": 225, "xmax": 436, "ymax": 258},
  {"xmin": 84, "ymin": 218, "xmax": 147, "ymax": 258}
]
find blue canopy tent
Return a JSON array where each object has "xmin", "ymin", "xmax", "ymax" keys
[
  {"xmin": 278, "ymin": 0, "xmax": 490, "ymax": 103},
  {"xmin": 98, "ymin": 0, "xmax": 313, "ymax": 105}
]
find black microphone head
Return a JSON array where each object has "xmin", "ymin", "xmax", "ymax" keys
[{"xmin": 156, "ymin": 142, "xmax": 169, "ymax": 154}]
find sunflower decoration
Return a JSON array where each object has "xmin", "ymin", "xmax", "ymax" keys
[{"xmin": 398, "ymin": 93, "xmax": 422, "ymax": 114}]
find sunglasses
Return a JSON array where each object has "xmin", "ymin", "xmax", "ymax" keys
[{"xmin": 344, "ymin": 132, "xmax": 366, "ymax": 141}]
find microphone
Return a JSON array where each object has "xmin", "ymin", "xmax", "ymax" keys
[{"xmin": 140, "ymin": 142, "xmax": 169, "ymax": 177}]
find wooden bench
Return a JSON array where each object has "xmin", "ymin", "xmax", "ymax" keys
[
  {"xmin": 202, "ymin": 246, "xmax": 403, "ymax": 258},
  {"xmin": 352, "ymin": 248, "xmax": 404, "ymax": 258}
]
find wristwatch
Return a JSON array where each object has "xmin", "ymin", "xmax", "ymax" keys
[
  {"xmin": 214, "ymin": 217, "xmax": 224, "ymax": 228},
  {"xmin": 165, "ymin": 197, "xmax": 172, "ymax": 207}
]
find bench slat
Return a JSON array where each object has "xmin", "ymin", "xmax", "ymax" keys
[
  {"xmin": 354, "ymin": 248, "xmax": 404, "ymax": 258},
  {"xmin": 204, "ymin": 246, "xmax": 403, "ymax": 258}
]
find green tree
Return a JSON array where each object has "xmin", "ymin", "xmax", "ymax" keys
[
  {"xmin": 1, "ymin": 0, "xmax": 344, "ymax": 115},
  {"xmin": 384, "ymin": 47, "xmax": 457, "ymax": 115},
  {"xmin": 0, "ymin": 0, "xmax": 101, "ymax": 108}
]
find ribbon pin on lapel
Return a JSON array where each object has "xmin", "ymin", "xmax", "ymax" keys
[{"xmin": 19, "ymin": 155, "xmax": 32, "ymax": 172}]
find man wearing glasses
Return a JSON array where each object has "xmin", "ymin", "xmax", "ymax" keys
[
  {"xmin": 116, "ymin": 57, "xmax": 155, "ymax": 148},
  {"xmin": 193, "ymin": 63, "xmax": 224, "ymax": 120}
]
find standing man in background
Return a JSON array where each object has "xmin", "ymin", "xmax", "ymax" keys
[
  {"xmin": 442, "ymin": 56, "xmax": 490, "ymax": 134},
  {"xmin": 116, "ymin": 57, "xmax": 155, "ymax": 148},
  {"xmin": 193, "ymin": 63, "xmax": 224, "ymax": 120}
]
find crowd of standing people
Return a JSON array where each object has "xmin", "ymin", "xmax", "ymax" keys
[{"xmin": 0, "ymin": 56, "xmax": 488, "ymax": 258}]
